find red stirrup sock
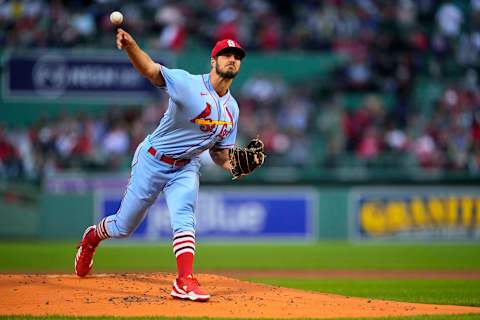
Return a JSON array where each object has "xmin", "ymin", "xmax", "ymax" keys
[
  {"xmin": 172, "ymin": 231, "xmax": 196, "ymax": 277},
  {"xmin": 95, "ymin": 217, "xmax": 111, "ymax": 242}
]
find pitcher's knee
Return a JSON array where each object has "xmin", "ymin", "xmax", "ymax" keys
[
  {"xmin": 171, "ymin": 215, "xmax": 195, "ymax": 234},
  {"xmin": 116, "ymin": 225, "xmax": 135, "ymax": 238}
]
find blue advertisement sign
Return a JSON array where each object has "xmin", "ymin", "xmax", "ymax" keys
[
  {"xmin": 97, "ymin": 188, "xmax": 317, "ymax": 241},
  {"xmin": 2, "ymin": 50, "xmax": 167, "ymax": 102},
  {"xmin": 349, "ymin": 186, "xmax": 480, "ymax": 241}
]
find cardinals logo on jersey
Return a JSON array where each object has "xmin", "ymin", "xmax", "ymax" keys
[
  {"xmin": 191, "ymin": 103, "xmax": 214, "ymax": 132},
  {"xmin": 191, "ymin": 103, "xmax": 232, "ymax": 132}
]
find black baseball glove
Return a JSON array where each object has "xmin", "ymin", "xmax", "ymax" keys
[{"xmin": 229, "ymin": 138, "xmax": 265, "ymax": 180}]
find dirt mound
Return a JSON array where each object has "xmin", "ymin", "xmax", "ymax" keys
[{"xmin": 1, "ymin": 273, "xmax": 479, "ymax": 319}]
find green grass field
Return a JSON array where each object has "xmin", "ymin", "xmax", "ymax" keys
[
  {"xmin": 2, "ymin": 242, "xmax": 480, "ymax": 272},
  {"xmin": 1, "ymin": 241, "xmax": 480, "ymax": 320}
]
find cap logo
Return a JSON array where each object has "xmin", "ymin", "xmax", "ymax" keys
[{"xmin": 227, "ymin": 40, "xmax": 236, "ymax": 47}]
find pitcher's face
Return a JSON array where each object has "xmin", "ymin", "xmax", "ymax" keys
[{"xmin": 212, "ymin": 51, "xmax": 242, "ymax": 79}]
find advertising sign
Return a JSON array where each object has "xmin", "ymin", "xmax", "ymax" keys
[
  {"xmin": 96, "ymin": 188, "xmax": 317, "ymax": 241},
  {"xmin": 2, "ymin": 50, "xmax": 168, "ymax": 102},
  {"xmin": 349, "ymin": 187, "xmax": 480, "ymax": 240}
]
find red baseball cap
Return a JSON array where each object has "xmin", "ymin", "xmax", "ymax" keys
[{"xmin": 211, "ymin": 39, "xmax": 246, "ymax": 59}]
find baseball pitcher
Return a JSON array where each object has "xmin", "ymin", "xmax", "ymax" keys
[{"xmin": 74, "ymin": 29, "xmax": 265, "ymax": 302}]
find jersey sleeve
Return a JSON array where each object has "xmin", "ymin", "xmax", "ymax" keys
[{"xmin": 159, "ymin": 65, "xmax": 193, "ymax": 104}]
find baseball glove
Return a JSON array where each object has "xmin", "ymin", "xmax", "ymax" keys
[{"xmin": 229, "ymin": 137, "xmax": 265, "ymax": 180}]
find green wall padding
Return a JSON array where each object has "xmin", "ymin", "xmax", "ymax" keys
[
  {"xmin": 39, "ymin": 193, "xmax": 94, "ymax": 239},
  {"xmin": 5, "ymin": 187, "xmax": 350, "ymax": 240},
  {"xmin": 0, "ymin": 202, "xmax": 39, "ymax": 238},
  {"xmin": 317, "ymin": 187, "xmax": 350, "ymax": 239}
]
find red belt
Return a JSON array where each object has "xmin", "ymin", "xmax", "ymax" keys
[{"xmin": 147, "ymin": 147, "xmax": 190, "ymax": 167}]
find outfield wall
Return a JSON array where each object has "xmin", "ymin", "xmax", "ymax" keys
[{"xmin": 2, "ymin": 178, "xmax": 479, "ymax": 241}]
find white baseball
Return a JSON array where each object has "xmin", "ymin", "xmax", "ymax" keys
[{"xmin": 110, "ymin": 11, "xmax": 123, "ymax": 25}]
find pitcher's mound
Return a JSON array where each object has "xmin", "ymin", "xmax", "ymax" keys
[{"xmin": 1, "ymin": 273, "xmax": 479, "ymax": 319}]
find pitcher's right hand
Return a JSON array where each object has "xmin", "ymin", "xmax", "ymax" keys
[{"xmin": 116, "ymin": 28, "xmax": 136, "ymax": 50}]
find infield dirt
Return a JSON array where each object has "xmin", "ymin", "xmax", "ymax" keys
[{"xmin": 1, "ymin": 273, "xmax": 479, "ymax": 319}]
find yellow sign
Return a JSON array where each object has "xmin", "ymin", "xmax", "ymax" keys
[{"xmin": 358, "ymin": 196, "xmax": 480, "ymax": 236}]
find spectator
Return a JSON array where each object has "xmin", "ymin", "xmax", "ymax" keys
[
  {"xmin": 153, "ymin": 5, "xmax": 186, "ymax": 51},
  {"xmin": 436, "ymin": 2, "xmax": 463, "ymax": 38},
  {"xmin": 102, "ymin": 122, "xmax": 130, "ymax": 156},
  {"xmin": 0, "ymin": 126, "xmax": 23, "ymax": 180}
]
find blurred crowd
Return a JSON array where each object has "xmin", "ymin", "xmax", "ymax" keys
[
  {"xmin": 2, "ymin": 81, "xmax": 480, "ymax": 181},
  {"xmin": 0, "ymin": 101, "xmax": 167, "ymax": 181},
  {"xmin": 237, "ymin": 72, "xmax": 480, "ymax": 173},
  {"xmin": 2, "ymin": 0, "xmax": 480, "ymax": 181},
  {"xmin": 2, "ymin": 0, "xmax": 480, "ymax": 54}
]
